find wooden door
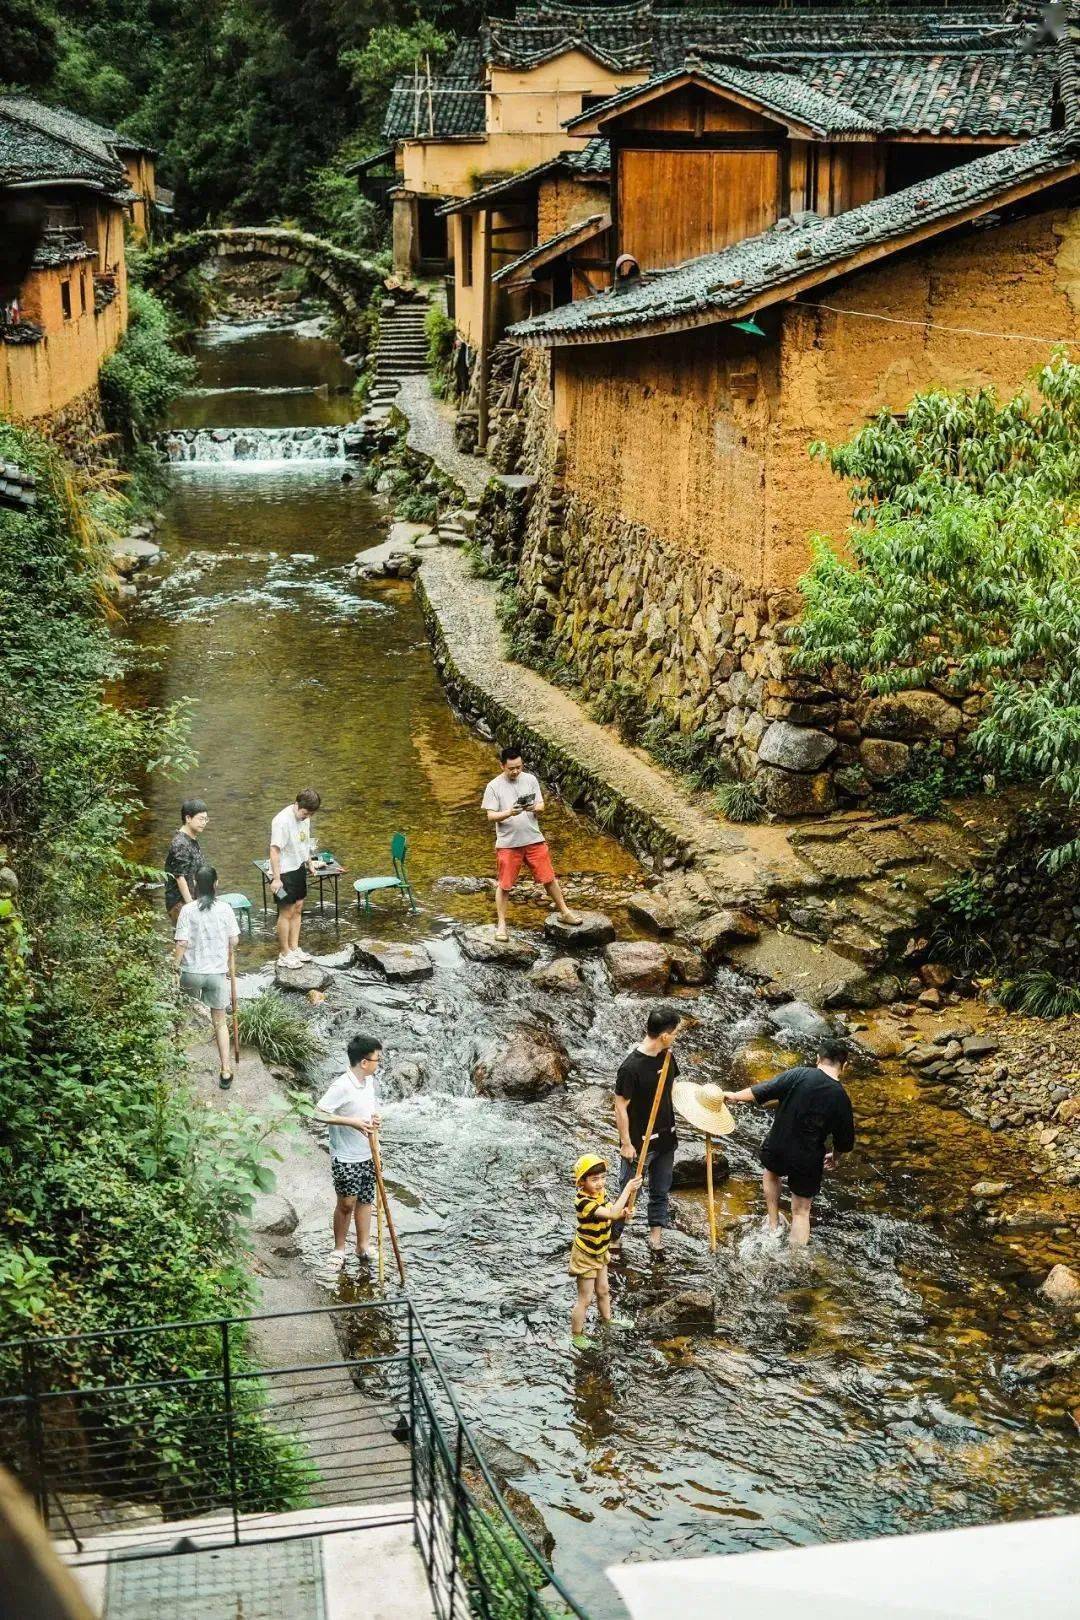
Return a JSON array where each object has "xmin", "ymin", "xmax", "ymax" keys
[{"xmin": 619, "ymin": 147, "xmax": 781, "ymax": 269}]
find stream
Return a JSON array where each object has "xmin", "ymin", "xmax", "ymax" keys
[{"xmin": 128, "ymin": 314, "xmax": 1079, "ymax": 1617}]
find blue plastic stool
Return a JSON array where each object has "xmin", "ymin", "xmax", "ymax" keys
[{"xmin": 220, "ymin": 892, "xmax": 253, "ymax": 938}]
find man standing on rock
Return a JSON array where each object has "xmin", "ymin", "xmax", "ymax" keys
[
  {"xmin": 481, "ymin": 746, "xmax": 581, "ymax": 942},
  {"xmin": 611, "ymin": 1006, "xmax": 682, "ymax": 1259},
  {"xmin": 270, "ymin": 788, "xmax": 321, "ymax": 968},
  {"xmin": 723, "ymin": 1038, "xmax": 855, "ymax": 1246},
  {"xmin": 315, "ymin": 1033, "xmax": 382, "ymax": 1271}
]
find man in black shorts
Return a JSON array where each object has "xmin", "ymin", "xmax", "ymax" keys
[{"xmin": 723, "ymin": 1038, "xmax": 855, "ymax": 1246}]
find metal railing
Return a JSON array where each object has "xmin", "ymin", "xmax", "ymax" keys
[{"xmin": 0, "ymin": 1300, "xmax": 588, "ymax": 1620}]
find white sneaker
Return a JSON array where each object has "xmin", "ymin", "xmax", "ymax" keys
[
  {"xmin": 278, "ymin": 950, "xmax": 302, "ymax": 968},
  {"xmin": 293, "ymin": 948, "xmax": 312, "ymax": 962}
]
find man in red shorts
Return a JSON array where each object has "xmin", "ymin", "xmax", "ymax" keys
[{"xmin": 482, "ymin": 746, "xmax": 582, "ymax": 941}]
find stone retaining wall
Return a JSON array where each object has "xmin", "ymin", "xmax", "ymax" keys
[
  {"xmin": 475, "ymin": 361, "xmax": 978, "ymax": 814},
  {"xmin": 27, "ymin": 384, "xmax": 110, "ymax": 467}
]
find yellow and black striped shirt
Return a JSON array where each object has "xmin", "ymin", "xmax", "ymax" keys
[{"xmin": 573, "ymin": 1192, "xmax": 611, "ymax": 1266}]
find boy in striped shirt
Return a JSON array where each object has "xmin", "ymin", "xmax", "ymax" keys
[{"xmin": 569, "ymin": 1154, "xmax": 641, "ymax": 1349}]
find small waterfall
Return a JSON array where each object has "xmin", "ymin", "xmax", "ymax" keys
[{"xmin": 157, "ymin": 425, "xmax": 361, "ymax": 464}]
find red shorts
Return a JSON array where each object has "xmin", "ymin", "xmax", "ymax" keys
[{"xmin": 496, "ymin": 840, "xmax": 556, "ymax": 890}]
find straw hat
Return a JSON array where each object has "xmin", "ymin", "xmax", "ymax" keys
[{"xmin": 672, "ymin": 1080, "xmax": 736, "ymax": 1137}]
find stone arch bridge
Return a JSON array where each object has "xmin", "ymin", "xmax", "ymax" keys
[{"xmin": 142, "ymin": 227, "xmax": 382, "ymax": 326}]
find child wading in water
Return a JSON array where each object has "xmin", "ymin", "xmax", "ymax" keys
[{"xmin": 570, "ymin": 1154, "xmax": 641, "ymax": 1349}]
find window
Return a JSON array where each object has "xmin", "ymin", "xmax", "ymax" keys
[
  {"xmin": 580, "ymin": 93, "xmax": 609, "ymax": 114},
  {"xmin": 460, "ymin": 217, "xmax": 473, "ymax": 288},
  {"xmin": 80, "ymin": 272, "xmax": 87, "ymax": 315},
  {"xmin": 60, "ymin": 281, "xmax": 72, "ymax": 320}
]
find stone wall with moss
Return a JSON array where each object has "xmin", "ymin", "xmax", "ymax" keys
[{"xmin": 28, "ymin": 384, "xmax": 109, "ymax": 467}]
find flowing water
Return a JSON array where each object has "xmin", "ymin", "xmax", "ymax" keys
[{"xmin": 128, "ymin": 317, "xmax": 1079, "ymax": 1617}]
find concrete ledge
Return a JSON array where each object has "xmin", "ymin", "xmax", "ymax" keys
[{"xmin": 417, "ymin": 546, "xmax": 732, "ymax": 865}]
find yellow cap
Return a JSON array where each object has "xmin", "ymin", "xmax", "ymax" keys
[{"xmin": 573, "ymin": 1154, "xmax": 608, "ymax": 1182}]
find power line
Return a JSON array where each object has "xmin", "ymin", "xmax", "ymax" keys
[{"xmin": 811, "ymin": 303, "xmax": 1078, "ymax": 348}]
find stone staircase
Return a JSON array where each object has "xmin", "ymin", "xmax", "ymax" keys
[{"xmin": 367, "ymin": 298, "xmax": 430, "ymax": 415}]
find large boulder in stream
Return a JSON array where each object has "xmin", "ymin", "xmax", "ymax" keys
[
  {"xmin": 459, "ymin": 925, "xmax": 539, "ymax": 967},
  {"xmin": 639, "ymin": 1289, "xmax": 716, "ymax": 1337},
  {"xmin": 250, "ymin": 1192, "xmax": 299, "ymax": 1237},
  {"xmin": 604, "ymin": 940, "xmax": 672, "ymax": 994},
  {"xmin": 1040, "ymin": 1264, "xmax": 1080, "ymax": 1311},
  {"xmin": 275, "ymin": 961, "xmax": 331, "ymax": 993},
  {"xmin": 353, "ymin": 938, "xmax": 434, "ymax": 981},
  {"xmin": 471, "ymin": 1024, "xmax": 571, "ymax": 1101},
  {"xmin": 529, "ymin": 956, "xmax": 585, "ymax": 994},
  {"xmin": 671, "ymin": 1140, "xmax": 730, "ymax": 1189},
  {"xmin": 543, "ymin": 910, "xmax": 615, "ymax": 950}
]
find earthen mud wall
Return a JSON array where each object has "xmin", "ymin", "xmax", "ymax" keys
[{"xmin": 484, "ymin": 204, "xmax": 1080, "ymax": 811}]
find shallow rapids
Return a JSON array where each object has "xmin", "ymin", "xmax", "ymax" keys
[{"xmin": 126, "ymin": 317, "xmax": 1079, "ymax": 1618}]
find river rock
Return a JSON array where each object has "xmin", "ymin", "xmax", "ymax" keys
[
  {"xmin": 250, "ymin": 1192, "xmax": 299, "ymax": 1237},
  {"xmin": 433, "ymin": 875, "xmax": 495, "ymax": 895},
  {"xmin": 471, "ymin": 1024, "xmax": 571, "ymax": 1102},
  {"xmin": 528, "ymin": 956, "xmax": 584, "ymax": 993},
  {"xmin": 757, "ymin": 721, "xmax": 837, "ymax": 773},
  {"xmin": 1040, "ymin": 1264, "xmax": 1080, "ymax": 1310},
  {"xmin": 671, "ymin": 1141, "xmax": 731, "ymax": 1189},
  {"xmin": 275, "ymin": 962, "xmax": 331, "ymax": 993},
  {"xmin": 459, "ymin": 925, "xmax": 539, "ymax": 967},
  {"xmin": 730, "ymin": 1036, "xmax": 800, "ymax": 1087},
  {"xmin": 858, "ymin": 737, "xmax": 911, "ymax": 781},
  {"xmin": 962, "ymin": 1035, "xmax": 999, "ymax": 1059},
  {"xmin": 626, "ymin": 890, "xmax": 676, "ymax": 933},
  {"xmin": 393, "ymin": 1060, "xmax": 425, "ymax": 1098},
  {"xmin": 766, "ymin": 1000, "xmax": 833, "ymax": 1043},
  {"xmin": 669, "ymin": 944, "xmax": 708, "ymax": 986},
  {"xmin": 543, "ymin": 910, "xmax": 614, "ymax": 949},
  {"xmin": 604, "ymin": 941, "xmax": 672, "ymax": 994},
  {"xmin": 970, "ymin": 1181, "xmax": 1010, "ymax": 1199},
  {"xmin": 353, "ymin": 938, "xmax": 434, "ymax": 981},
  {"xmin": 687, "ymin": 909, "xmax": 759, "ymax": 958},
  {"xmin": 1008, "ymin": 1346, "xmax": 1080, "ymax": 1385},
  {"xmin": 639, "ymin": 1289, "xmax": 716, "ymax": 1336},
  {"xmin": 861, "ymin": 691, "xmax": 963, "ymax": 740}
]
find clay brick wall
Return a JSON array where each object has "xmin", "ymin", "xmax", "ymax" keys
[{"xmin": 537, "ymin": 175, "xmax": 607, "ymax": 239}]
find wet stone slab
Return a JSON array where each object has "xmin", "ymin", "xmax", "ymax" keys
[
  {"xmin": 353, "ymin": 939, "xmax": 434, "ymax": 981},
  {"xmin": 458, "ymin": 924, "xmax": 540, "ymax": 966}
]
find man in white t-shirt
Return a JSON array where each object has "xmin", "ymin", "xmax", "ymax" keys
[
  {"xmin": 481, "ymin": 745, "xmax": 581, "ymax": 941},
  {"xmin": 314, "ymin": 1033, "xmax": 382, "ymax": 1270},
  {"xmin": 269, "ymin": 787, "xmax": 321, "ymax": 968}
]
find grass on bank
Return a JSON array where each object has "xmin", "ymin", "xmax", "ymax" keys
[
  {"xmin": 238, "ymin": 992, "xmax": 325, "ymax": 1068},
  {"xmin": 0, "ymin": 421, "xmax": 302, "ymax": 1507}
]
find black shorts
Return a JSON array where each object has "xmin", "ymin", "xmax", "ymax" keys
[
  {"xmin": 760, "ymin": 1145, "xmax": 823, "ymax": 1200},
  {"xmin": 275, "ymin": 866, "xmax": 308, "ymax": 907},
  {"xmin": 331, "ymin": 1158, "xmax": 375, "ymax": 1202}
]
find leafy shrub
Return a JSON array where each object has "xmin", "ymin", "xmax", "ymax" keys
[
  {"xmin": 642, "ymin": 718, "xmax": 727, "ymax": 791},
  {"xmin": 307, "ymin": 163, "xmax": 387, "ymax": 254},
  {"xmin": 100, "ymin": 284, "xmax": 196, "ymax": 442},
  {"xmin": 925, "ymin": 873, "xmax": 997, "ymax": 974},
  {"xmin": 998, "ymin": 969, "xmax": 1080, "ymax": 1019},
  {"xmin": 795, "ymin": 355, "xmax": 1080, "ymax": 867},
  {"xmin": 425, "ymin": 303, "xmax": 457, "ymax": 399},
  {"xmin": 0, "ymin": 425, "xmax": 298, "ymax": 1501},
  {"xmin": 238, "ymin": 993, "xmax": 324, "ymax": 1069},
  {"xmin": 395, "ymin": 489, "xmax": 439, "ymax": 524},
  {"xmin": 715, "ymin": 780, "xmax": 764, "ymax": 823}
]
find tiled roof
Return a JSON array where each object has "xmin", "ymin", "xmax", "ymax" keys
[
  {"xmin": 382, "ymin": 76, "xmax": 486, "ymax": 141},
  {"xmin": 567, "ymin": 136, "xmax": 611, "ymax": 175},
  {"xmin": 0, "ymin": 460, "xmax": 36, "ymax": 512},
  {"xmin": 492, "ymin": 210, "xmax": 610, "ymax": 283},
  {"xmin": 566, "ymin": 61, "xmax": 875, "ymax": 136},
  {"xmin": 509, "ymin": 132, "xmax": 1080, "ymax": 345},
  {"xmin": 31, "ymin": 237, "xmax": 96, "ymax": 269},
  {"xmin": 438, "ymin": 141, "xmax": 610, "ymax": 214},
  {"xmin": 0, "ymin": 99, "xmax": 127, "ymax": 192}
]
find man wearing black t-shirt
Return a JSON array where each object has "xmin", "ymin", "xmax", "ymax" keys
[
  {"xmin": 724, "ymin": 1038, "xmax": 855, "ymax": 1247},
  {"xmin": 611, "ymin": 1006, "xmax": 682, "ymax": 1257}
]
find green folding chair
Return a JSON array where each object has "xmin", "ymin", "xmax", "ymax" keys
[{"xmin": 353, "ymin": 832, "xmax": 418, "ymax": 914}]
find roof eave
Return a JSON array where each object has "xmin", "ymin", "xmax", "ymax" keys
[{"xmin": 511, "ymin": 154, "xmax": 1080, "ymax": 350}]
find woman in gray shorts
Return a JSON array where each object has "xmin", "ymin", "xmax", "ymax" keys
[{"xmin": 173, "ymin": 865, "xmax": 240, "ymax": 1088}]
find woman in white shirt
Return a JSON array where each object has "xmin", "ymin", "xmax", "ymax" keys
[{"xmin": 173, "ymin": 865, "xmax": 240, "ymax": 1089}]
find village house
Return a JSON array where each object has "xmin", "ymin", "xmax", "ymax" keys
[
  {"xmin": 0, "ymin": 97, "xmax": 157, "ymax": 446},
  {"xmin": 492, "ymin": 4, "xmax": 1080, "ymax": 815}
]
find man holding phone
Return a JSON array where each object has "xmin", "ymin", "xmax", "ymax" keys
[
  {"xmin": 481, "ymin": 746, "xmax": 581, "ymax": 941},
  {"xmin": 269, "ymin": 787, "xmax": 321, "ymax": 967}
]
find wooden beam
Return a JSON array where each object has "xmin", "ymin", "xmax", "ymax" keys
[{"xmin": 477, "ymin": 206, "xmax": 493, "ymax": 450}]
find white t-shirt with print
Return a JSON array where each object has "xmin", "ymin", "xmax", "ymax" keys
[
  {"xmin": 482, "ymin": 771, "xmax": 544, "ymax": 849},
  {"xmin": 316, "ymin": 1070, "xmax": 376, "ymax": 1163},
  {"xmin": 270, "ymin": 805, "xmax": 312, "ymax": 874},
  {"xmin": 175, "ymin": 899, "xmax": 239, "ymax": 976}
]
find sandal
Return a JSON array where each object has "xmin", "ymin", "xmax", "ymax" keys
[
  {"xmin": 219, "ymin": 1072, "xmax": 233, "ymax": 1090},
  {"xmin": 327, "ymin": 1250, "xmax": 346, "ymax": 1272}
]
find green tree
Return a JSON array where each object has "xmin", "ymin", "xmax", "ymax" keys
[{"xmin": 793, "ymin": 354, "xmax": 1080, "ymax": 866}]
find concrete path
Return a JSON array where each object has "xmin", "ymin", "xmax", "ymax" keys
[{"xmin": 396, "ymin": 376, "xmax": 489, "ymax": 503}]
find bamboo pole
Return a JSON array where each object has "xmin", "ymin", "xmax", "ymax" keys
[
  {"xmin": 625, "ymin": 1047, "xmax": 673, "ymax": 1219},
  {"xmin": 376, "ymin": 1174, "xmax": 386, "ymax": 1286},
  {"xmin": 705, "ymin": 1133, "xmax": 718, "ymax": 1253},
  {"xmin": 370, "ymin": 1129, "xmax": 405, "ymax": 1285},
  {"xmin": 229, "ymin": 949, "xmax": 240, "ymax": 1065}
]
